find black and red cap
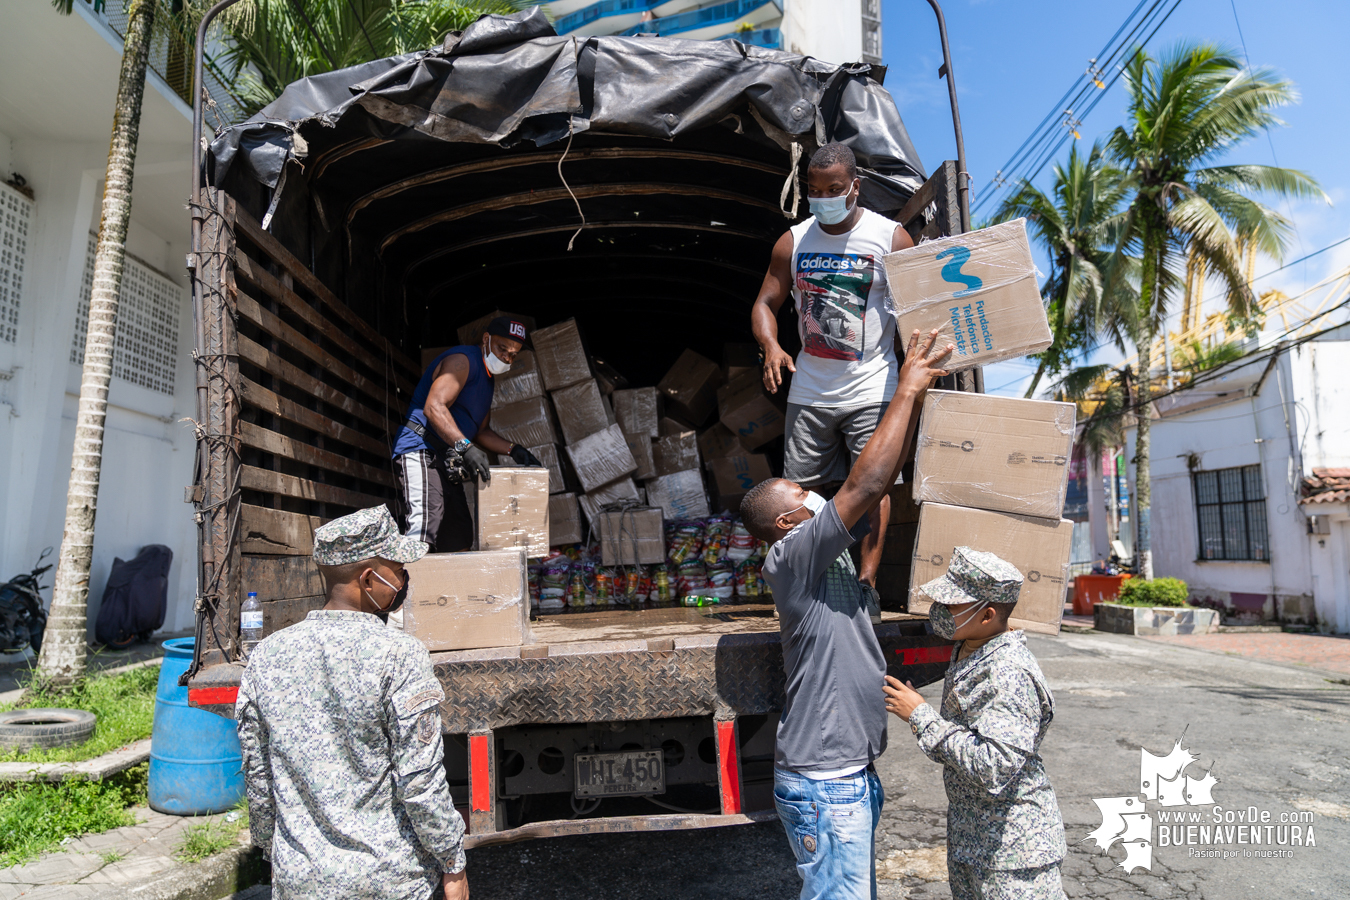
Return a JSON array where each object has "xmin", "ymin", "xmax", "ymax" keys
[{"xmin": 486, "ymin": 316, "xmax": 531, "ymax": 349}]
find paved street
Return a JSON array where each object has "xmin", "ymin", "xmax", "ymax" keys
[{"xmin": 466, "ymin": 630, "xmax": 1350, "ymax": 900}]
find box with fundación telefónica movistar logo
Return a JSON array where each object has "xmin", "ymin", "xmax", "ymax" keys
[{"xmin": 882, "ymin": 218, "xmax": 1051, "ymax": 370}]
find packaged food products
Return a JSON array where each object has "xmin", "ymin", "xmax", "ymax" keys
[
  {"xmin": 701, "ymin": 515, "xmax": 733, "ymax": 565},
  {"xmin": 667, "ymin": 520, "xmax": 704, "ymax": 564},
  {"xmin": 727, "ymin": 521, "xmax": 757, "ymax": 561}
]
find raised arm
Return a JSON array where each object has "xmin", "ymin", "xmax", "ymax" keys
[
  {"xmin": 752, "ymin": 231, "xmax": 797, "ymax": 394},
  {"xmin": 833, "ymin": 329, "xmax": 952, "ymax": 530}
]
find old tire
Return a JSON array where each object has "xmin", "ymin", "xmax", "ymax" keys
[{"xmin": 0, "ymin": 708, "xmax": 96, "ymax": 751}]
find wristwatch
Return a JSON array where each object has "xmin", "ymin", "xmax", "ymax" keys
[{"xmin": 452, "ymin": 438, "xmax": 472, "ymax": 455}]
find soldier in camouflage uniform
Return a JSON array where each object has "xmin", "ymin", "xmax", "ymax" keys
[
  {"xmin": 236, "ymin": 506, "xmax": 468, "ymax": 900},
  {"xmin": 883, "ymin": 547, "xmax": 1068, "ymax": 900}
]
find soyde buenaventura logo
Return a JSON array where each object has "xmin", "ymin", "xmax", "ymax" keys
[{"xmin": 1085, "ymin": 732, "xmax": 1318, "ymax": 872}]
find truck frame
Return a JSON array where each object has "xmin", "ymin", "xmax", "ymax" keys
[{"xmin": 183, "ymin": 7, "xmax": 978, "ymax": 846}]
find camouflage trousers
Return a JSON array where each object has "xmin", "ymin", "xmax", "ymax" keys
[{"xmin": 948, "ymin": 860, "xmax": 1067, "ymax": 900}]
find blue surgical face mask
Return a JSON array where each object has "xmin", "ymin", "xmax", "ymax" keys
[
  {"xmin": 929, "ymin": 600, "xmax": 989, "ymax": 640},
  {"xmin": 809, "ymin": 192, "xmax": 854, "ymax": 225}
]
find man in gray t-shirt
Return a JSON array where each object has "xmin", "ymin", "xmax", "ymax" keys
[{"xmin": 740, "ymin": 328, "xmax": 952, "ymax": 900}]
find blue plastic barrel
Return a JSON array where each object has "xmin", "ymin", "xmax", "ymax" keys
[{"xmin": 149, "ymin": 637, "xmax": 245, "ymax": 815}]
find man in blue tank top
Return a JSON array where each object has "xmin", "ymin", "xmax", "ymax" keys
[{"xmin": 392, "ymin": 316, "xmax": 543, "ymax": 552}]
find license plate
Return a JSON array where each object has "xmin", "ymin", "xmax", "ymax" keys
[{"xmin": 574, "ymin": 750, "xmax": 666, "ymax": 797}]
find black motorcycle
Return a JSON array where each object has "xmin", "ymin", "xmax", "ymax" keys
[{"xmin": 0, "ymin": 548, "xmax": 51, "ymax": 654}]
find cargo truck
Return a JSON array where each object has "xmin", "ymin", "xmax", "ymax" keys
[{"xmin": 183, "ymin": 7, "xmax": 979, "ymax": 846}]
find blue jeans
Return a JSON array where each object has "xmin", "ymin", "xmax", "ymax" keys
[{"xmin": 774, "ymin": 766, "xmax": 884, "ymax": 900}]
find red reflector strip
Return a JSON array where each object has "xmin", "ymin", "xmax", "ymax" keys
[
  {"xmin": 895, "ymin": 645, "xmax": 953, "ymax": 666},
  {"xmin": 469, "ymin": 735, "xmax": 491, "ymax": 812},
  {"xmin": 188, "ymin": 686, "xmax": 239, "ymax": 706},
  {"xmin": 716, "ymin": 720, "xmax": 741, "ymax": 815}
]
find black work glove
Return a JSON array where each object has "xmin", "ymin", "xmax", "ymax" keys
[
  {"xmin": 509, "ymin": 444, "xmax": 544, "ymax": 468},
  {"xmin": 441, "ymin": 448, "xmax": 468, "ymax": 485},
  {"xmin": 463, "ymin": 445, "xmax": 492, "ymax": 484}
]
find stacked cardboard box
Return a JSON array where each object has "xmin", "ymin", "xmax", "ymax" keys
[
  {"xmin": 404, "ymin": 548, "xmax": 531, "ymax": 652},
  {"xmin": 903, "ymin": 390, "xmax": 1077, "ymax": 635}
]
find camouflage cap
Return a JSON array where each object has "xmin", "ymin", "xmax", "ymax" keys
[
  {"xmin": 920, "ymin": 546, "xmax": 1023, "ymax": 606},
  {"xmin": 312, "ymin": 506, "xmax": 428, "ymax": 566}
]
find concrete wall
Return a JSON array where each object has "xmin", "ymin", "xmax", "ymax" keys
[{"xmin": 781, "ymin": 0, "xmax": 862, "ymax": 64}]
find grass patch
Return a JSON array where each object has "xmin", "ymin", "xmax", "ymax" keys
[
  {"xmin": 0, "ymin": 664, "xmax": 160, "ymax": 764},
  {"xmin": 100, "ymin": 849, "xmax": 126, "ymax": 865},
  {"xmin": 175, "ymin": 803, "xmax": 248, "ymax": 863},
  {"xmin": 0, "ymin": 762, "xmax": 148, "ymax": 868}
]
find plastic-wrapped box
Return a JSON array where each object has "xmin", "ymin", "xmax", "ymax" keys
[
  {"xmin": 659, "ymin": 416, "xmax": 694, "ymax": 436},
  {"xmin": 595, "ymin": 507, "xmax": 666, "ymax": 565},
  {"xmin": 646, "ymin": 469, "xmax": 710, "ymax": 521},
  {"xmin": 579, "ymin": 477, "xmax": 641, "ymax": 522},
  {"xmin": 490, "ymin": 396, "xmax": 557, "ymax": 448},
  {"xmin": 717, "ymin": 370, "xmax": 785, "ymax": 451},
  {"xmin": 612, "ymin": 387, "xmax": 661, "ymax": 440},
  {"xmin": 621, "ymin": 427, "xmax": 657, "ymax": 481},
  {"xmin": 908, "ymin": 502, "xmax": 1071, "ymax": 635},
  {"xmin": 533, "ymin": 318, "xmax": 591, "ymax": 390},
  {"xmin": 490, "ymin": 351, "xmax": 544, "ymax": 408},
  {"xmin": 707, "ymin": 454, "xmax": 773, "ymax": 514},
  {"xmin": 404, "ymin": 549, "xmax": 530, "ymax": 651},
  {"xmin": 882, "ymin": 219, "xmax": 1051, "ymax": 371},
  {"xmin": 913, "ymin": 390, "xmax": 1076, "ymax": 519},
  {"xmin": 498, "ymin": 443, "xmax": 573, "ymax": 495},
  {"xmin": 698, "ymin": 423, "xmax": 748, "ymax": 461},
  {"xmin": 565, "ymin": 424, "xmax": 638, "ymax": 492},
  {"xmin": 456, "ymin": 309, "xmax": 537, "ymax": 347},
  {"xmin": 552, "ymin": 379, "xmax": 614, "ymax": 444},
  {"xmin": 657, "ymin": 349, "xmax": 722, "ymax": 425},
  {"xmin": 549, "ymin": 492, "xmax": 583, "ymax": 546},
  {"xmin": 477, "ymin": 467, "xmax": 550, "ymax": 558},
  {"xmin": 654, "ymin": 431, "xmax": 700, "ymax": 477}
]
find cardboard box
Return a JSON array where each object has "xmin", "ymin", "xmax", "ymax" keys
[
  {"xmin": 579, "ymin": 477, "xmax": 641, "ymax": 522},
  {"xmin": 489, "ymin": 396, "xmax": 557, "ymax": 448},
  {"xmin": 404, "ymin": 549, "xmax": 530, "ymax": 652},
  {"xmin": 698, "ymin": 423, "xmax": 749, "ymax": 461},
  {"xmin": 646, "ymin": 469, "xmax": 710, "ymax": 521},
  {"xmin": 497, "ymin": 443, "xmax": 573, "ymax": 495},
  {"xmin": 882, "ymin": 219, "xmax": 1051, "ymax": 371},
  {"xmin": 913, "ymin": 390, "xmax": 1076, "ymax": 519},
  {"xmin": 456, "ymin": 310, "xmax": 537, "ymax": 347},
  {"xmin": 549, "ymin": 492, "xmax": 583, "ymax": 546},
  {"xmin": 595, "ymin": 507, "xmax": 666, "ymax": 566},
  {"xmin": 659, "ymin": 416, "xmax": 695, "ymax": 436},
  {"xmin": 653, "ymin": 431, "xmax": 700, "ymax": 477},
  {"xmin": 707, "ymin": 454, "xmax": 773, "ymax": 514},
  {"xmin": 490, "ymin": 351, "xmax": 544, "ymax": 408},
  {"xmin": 533, "ymin": 318, "xmax": 591, "ymax": 390},
  {"xmin": 621, "ymin": 427, "xmax": 657, "ymax": 481},
  {"xmin": 565, "ymin": 424, "xmax": 638, "ymax": 492},
  {"xmin": 723, "ymin": 343, "xmax": 761, "ymax": 381},
  {"xmin": 908, "ymin": 502, "xmax": 1071, "ymax": 635},
  {"xmin": 657, "ymin": 349, "xmax": 722, "ymax": 425},
  {"xmin": 717, "ymin": 370, "xmax": 786, "ymax": 451},
  {"xmin": 591, "ymin": 357, "xmax": 628, "ymax": 396},
  {"xmin": 552, "ymin": 379, "xmax": 614, "ymax": 445},
  {"xmin": 477, "ymin": 467, "xmax": 551, "ymax": 558},
  {"xmin": 612, "ymin": 387, "xmax": 662, "ymax": 440}
]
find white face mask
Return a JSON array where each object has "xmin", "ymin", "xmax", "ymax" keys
[
  {"xmin": 484, "ymin": 347, "xmax": 512, "ymax": 375},
  {"xmin": 782, "ymin": 490, "xmax": 827, "ymax": 529}
]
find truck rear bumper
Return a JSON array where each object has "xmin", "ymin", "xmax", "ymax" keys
[{"xmin": 463, "ymin": 809, "xmax": 778, "ymax": 849}]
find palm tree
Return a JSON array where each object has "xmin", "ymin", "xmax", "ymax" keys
[
  {"xmin": 994, "ymin": 142, "xmax": 1130, "ymax": 398},
  {"xmin": 217, "ymin": 0, "xmax": 538, "ymax": 116},
  {"xmin": 1105, "ymin": 42, "xmax": 1325, "ymax": 580},
  {"xmin": 39, "ymin": 0, "xmax": 159, "ymax": 687}
]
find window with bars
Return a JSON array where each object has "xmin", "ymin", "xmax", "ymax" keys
[
  {"xmin": 1192, "ymin": 465, "xmax": 1269, "ymax": 561},
  {"xmin": 0, "ymin": 182, "xmax": 33, "ymax": 344},
  {"xmin": 71, "ymin": 235, "xmax": 182, "ymax": 396}
]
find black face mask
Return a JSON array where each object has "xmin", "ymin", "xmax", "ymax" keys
[{"xmin": 369, "ymin": 570, "xmax": 410, "ymax": 622}]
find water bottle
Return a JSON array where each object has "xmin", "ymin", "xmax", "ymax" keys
[
  {"xmin": 682, "ymin": 594, "xmax": 719, "ymax": 608},
  {"xmin": 240, "ymin": 591, "xmax": 263, "ymax": 659}
]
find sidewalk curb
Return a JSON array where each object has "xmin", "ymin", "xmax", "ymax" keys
[{"xmin": 99, "ymin": 839, "xmax": 267, "ymax": 900}]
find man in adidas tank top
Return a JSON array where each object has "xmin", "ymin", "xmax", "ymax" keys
[{"xmin": 751, "ymin": 143, "xmax": 915, "ymax": 610}]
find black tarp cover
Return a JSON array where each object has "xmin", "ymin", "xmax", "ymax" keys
[{"xmin": 208, "ymin": 7, "xmax": 927, "ymax": 216}]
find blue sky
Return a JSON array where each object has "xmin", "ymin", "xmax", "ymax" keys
[{"xmin": 879, "ymin": 0, "xmax": 1350, "ymax": 396}]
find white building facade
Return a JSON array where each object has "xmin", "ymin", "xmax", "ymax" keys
[
  {"xmin": 0, "ymin": 1, "xmax": 200, "ymax": 636},
  {"xmin": 551, "ymin": 0, "xmax": 882, "ymax": 66},
  {"xmin": 1113, "ymin": 327, "xmax": 1350, "ymax": 631}
]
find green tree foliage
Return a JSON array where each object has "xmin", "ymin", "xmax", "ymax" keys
[
  {"xmin": 216, "ymin": 0, "xmax": 539, "ymax": 115},
  {"xmin": 1104, "ymin": 41, "xmax": 1325, "ymax": 578}
]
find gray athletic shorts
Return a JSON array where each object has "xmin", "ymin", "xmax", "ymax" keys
[{"xmin": 783, "ymin": 402, "xmax": 904, "ymax": 488}]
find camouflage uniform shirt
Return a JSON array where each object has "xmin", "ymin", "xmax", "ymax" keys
[
  {"xmin": 907, "ymin": 629, "xmax": 1067, "ymax": 870},
  {"xmin": 236, "ymin": 610, "xmax": 464, "ymax": 899}
]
